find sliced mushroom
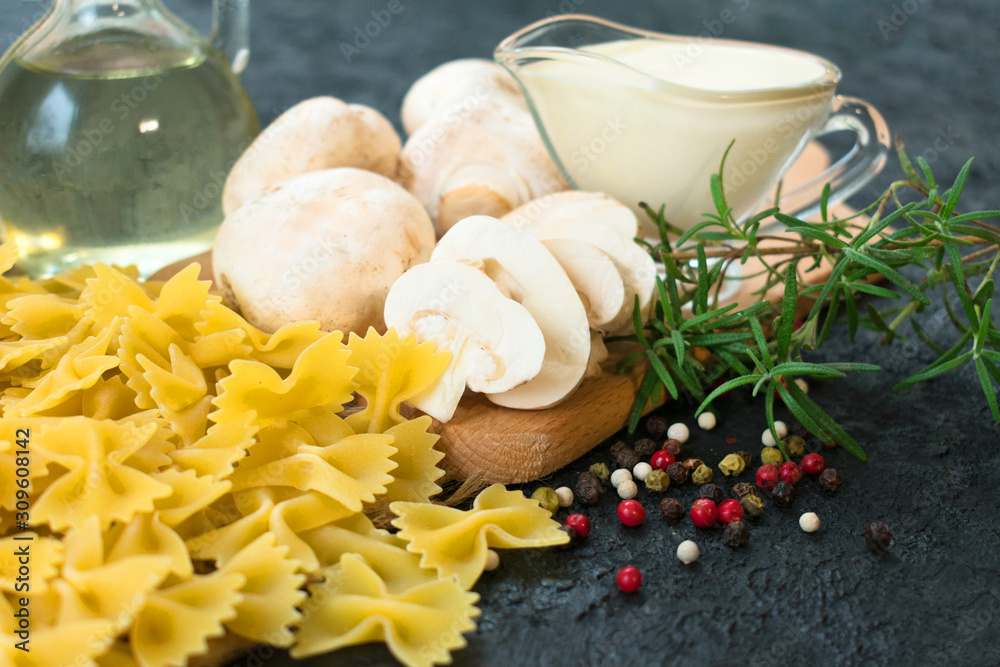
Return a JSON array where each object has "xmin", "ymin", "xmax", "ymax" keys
[
  {"xmin": 502, "ymin": 191, "xmax": 640, "ymax": 240},
  {"xmin": 383, "ymin": 260, "xmax": 545, "ymax": 422},
  {"xmin": 430, "ymin": 215, "xmax": 591, "ymax": 410},
  {"xmin": 539, "ymin": 237, "xmax": 632, "ymax": 334}
]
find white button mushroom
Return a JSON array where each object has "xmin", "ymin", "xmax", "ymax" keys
[
  {"xmin": 799, "ymin": 512, "xmax": 820, "ymax": 533},
  {"xmin": 667, "ymin": 422, "xmax": 690, "ymax": 444},
  {"xmin": 431, "ymin": 215, "xmax": 591, "ymax": 410},
  {"xmin": 677, "ymin": 540, "xmax": 700, "ymax": 564},
  {"xmin": 383, "ymin": 260, "xmax": 546, "ymax": 422},
  {"xmin": 610, "ymin": 469, "xmax": 632, "ymax": 489},
  {"xmin": 539, "ymin": 237, "xmax": 631, "ymax": 333},
  {"xmin": 213, "ymin": 168, "xmax": 435, "ymax": 335}
]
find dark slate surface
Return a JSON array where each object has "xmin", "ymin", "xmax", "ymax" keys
[{"xmin": 5, "ymin": 1, "xmax": 999, "ymax": 666}]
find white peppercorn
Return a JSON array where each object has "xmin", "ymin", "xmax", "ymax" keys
[
  {"xmin": 799, "ymin": 512, "xmax": 820, "ymax": 533},
  {"xmin": 696, "ymin": 412, "xmax": 717, "ymax": 430},
  {"xmin": 610, "ymin": 468, "xmax": 632, "ymax": 489},
  {"xmin": 555, "ymin": 486, "xmax": 574, "ymax": 508},
  {"xmin": 667, "ymin": 422, "xmax": 690, "ymax": 444},
  {"xmin": 617, "ymin": 479, "xmax": 638, "ymax": 500},
  {"xmin": 676, "ymin": 540, "xmax": 699, "ymax": 564},
  {"xmin": 632, "ymin": 462, "xmax": 653, "ymax": 482}
]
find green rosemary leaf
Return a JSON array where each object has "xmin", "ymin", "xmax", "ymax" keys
[
  {"xmin": 615, "ymin": 350, "xmax": 646, "ymax": 373},
  {"xmin": 695, "ymin": 374, "xmax": 761, "ymax": 415},
  {"xmin": 846, "ymin": 282, "xmax": 901, "ymax": 299},
  {"xmin": 916, "ymin": 156, "xmax": 938, "ymax": 191},
  {"xmin": 895, "ymin": 135, "xmax": 925, "ymax": 187},
  {"xmin": 976, "ymin": 298, "xmax": 993, "ymax": 354},
  {"xmin": 655, "ymin": 275, "xmax": 675, "ymax": 328},
  {"xmin": 775, "ymin": 382, "xmax": 833, "ymax": 453},
  {"xmin": 695, "ymin": 244, "xmax": 710, "ymax": 314},
  {"xmin": 628, "ymin": 368, "xmax": 659, "ymax": 433},
  {"xmin": 975, "ymin": 357, "xmax": 1000, "ymax": 421},
  {"xmin": 947, "ymin": 210, "xmax": 1000, "ymax": 225},
  {"xmin": 973, "ymin": 278, "xmax": 994, "ymax": 307},
  {"xmin": 807, "ymin": 256, "xmax": 850, "ymax": 321},
  {"xmin": 748, "ymin": 313, "xmax": 772, "ymax": 368},
  {"xmin": 894, "ymin": 349, "xmax": 974, "ymax": 390},
  {"xmin": 676, "ymin": 219, "xmax": 725, "ymax": 248},
  {"xmin": 820, "ymin": 182, "xmax": 831, "ymax": 223},
  {"xmin": 769, "ymin": 361, "xmax": 846, "ymax": 378},
  {"xmin": 785, "ymin": 381, "xmax": 868, "ymax": 461},
  {"xmin": 684, "ymin": 331, "xmax": 756, "ymax": 346},
  {"xmin": 671, "ymin": 329, "xmax": 686, "ymax": 365},
  {"xmin": 843, "ymin": 285, "xmax": 859, "ymax": 340},
  {"xmin": 775, "ymin": 262, "xmax": 798, "ymax": 362},
  {"xmin": 940, "ymin": 157, "xmax": 974, "ymax": 220},
  {"xmin": 646, "ymin": 349, "xmax": 679, "ymax": 401},
  {"xmin": 662, "ymin": 354, "xmax": 705, "ymax": 401},
  {"xmin": 982, "ymin": 350, "xmax": 1000, "ymax": 364},
  {"xmin": 818, "ymin": 362, "xmax": 882, "ymax": 372},
  {"xmin": 679, "ymin": 302, "xmax": 739, "ymax": 331},
  {"xmin": 764, "ymin": 384, "xmax": 790, "ymax": 460},
  {"xmin": 864, "ymin": 303, "xmax": 896, "ymax": 343},
  {"xmin": 945, "ymin": 263, "xmax": 979, "ymax": 326},
  {"xmin": 784, "ymin": 225, "xmax": 849, "ymax": 248},
  {"xmin": 856, "ymin": 202, "xmax": 919, "ymax": 248},
  {"xmin": 844, "ymin": 248, "xmax": 930, "ymax": 305},
  {"xmin": 816, "ymin": 289, "xmax": 842, "ymax": 348},
  {"xmin": 711, "ymin": 139, "xmax": 736, "ymax": 219},
  {"xmin": 709, "ymin": 302, "xmax": 771, "ymax": 330}
]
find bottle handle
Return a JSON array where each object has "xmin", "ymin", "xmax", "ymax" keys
[
  {"xmin": 777, "ymin": 95, "xmax": 891, "ymax": 221},
  {"xmin": 212, "ymin": 0, "xmax": 251, "ymax": 77}
]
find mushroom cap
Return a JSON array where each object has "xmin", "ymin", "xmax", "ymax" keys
[
  {"xmin": 384, "ymin": 260, "xmax": 546, "ymax": 422},
  {"xmin": 401, "ymin": 58, "xmax": 526, "ymax": 136},
  {"xmin": 213, "ymin": 168, "xmax": 435, "ymax": 335},
  {"xmin": 431, "ymin": 215, "xmax": 591, "ymax": 410},
  {"xmin": 223, "ymin": 97, "xmax": 401, "ymax": 216}
]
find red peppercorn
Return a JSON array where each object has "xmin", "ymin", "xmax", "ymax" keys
[
  {"xmin": 617, "ymin": 499, "xmax": 646, "ymax": 527},
  {"xmin": 802, "ymin": 453, "xmax": 826, "ymax": 475},
  {"xmin": 779, "ymin": 461, "xmax": 803, "ymax": 486},
  {"xmin": 616, "ymin": 566, "xmax": 642, "ymax": 593},
  {"xmin": 755, "ymin": 464, "xmax": 779, "ymax": 491},
  {"xmin": 717, "ymin": 498, "xmax": 744, "ymax": 524},
  {"xmin": 689, "ymin": 498, "xmax": 718, "ymax": 528},
  {"xmin": 564, "ymin": 514, "xmax": 591, "ymax": 539},
  {"xmin": 650, "ymin": 449, "xmax": 675, "ymax": 470}
]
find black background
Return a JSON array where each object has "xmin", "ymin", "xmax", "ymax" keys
[{"xmin": 3, "ymin": 1, "xmax": 999, "ymax": 666}]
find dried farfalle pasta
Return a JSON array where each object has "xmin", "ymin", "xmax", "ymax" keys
[
  {"xmin": 4, "ymin": 292, "xmax": 85, "ymax": 340},
  {"xmin": 195, "ymin": 299, "xmax": 326, "ymax": 369},
  {"xmin": 0, "ymin": 534, "xmax": 63, "ymax": 595},
  {"xmin": 0, "ymin": 598, "xmax": 119, "ymax": 667},
  {"xmin": 150, "ymin": 263, "xmax": 222, "ymax": 340},
  {"xmin": 292, "ymin": 554, "xmax": 480, "ymax": 667},
  {"xmin": 392, "ymin": 484, "xmax": 570, "ymax": 589},
  {"xmin": 79, "ymin": 263, "xmax": 156, "ymax": 331},
  {"xmin": 378, "ymin": 417, "xmax": 446, "ymax": 505},
  {"xmin": 105, "ymin": 513, "xmax": 192, "ymax": 579},
  {"xmin": 152, "ymin": 469, "xmax": 233, "ymax": 529},
  {"xmin": 346, "ymin": 328, "xmax": 451, "ymax": 434},
  {"xmin": 167, "ymin": 413, "xmax": 257, "ymax": 478}
]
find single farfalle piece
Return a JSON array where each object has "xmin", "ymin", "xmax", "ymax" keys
[
  {"xmin": 129, "ymin": 569, "xmax": 245, "ymax": 667},
  {"xmin": 0, "ymin": 593, "xmax": 120, "ymax": 667},
  {"xmin": 168, "ymin": 412, "xmax": 258, "ymax": 479},
  {"xmin": 391, "ymin": 483, "xmax": 570, "ymax": 589},
  {"xmin": 5, "ymin": 293, "xmax": 85, "ymax": 340},
  {"xmin": 80, "ymin": 375, "xmax": 141, "ymax": 421},
  {"xmin": 210, "ymin": 333, "xmax": 356, "ymax": 428},
  {"xmin": 31, "ymin": 418, "xmax": 173, "ymax": 531},
  {"xmin": 346, "ymin": 327, "xmax": 451, "ymax": 434},
  {"xmin": 377, "ymin": 417, "xmax": 446, "ymax": 506},
  {"xmin": 217, "ymin": 532, "xmax": 307, "ymax": 647},
  {"xmin": 0, "ymin": 336, "xmax": 68, "ymax": 375},
  {"xmin": 80, "ymin": 263, "xmax": 157, "ymax": 331},
  {"xmin": 137, "ymin": 342, "xmax": 212, "ymax": 444},
  {"xmin": 150, "ymin": 263, "xmax": 223, "ymax": 341},
  {"xmin": 291, "ymin": 554, "xmax": 480, "ymax": 667},
  {"xmin": 151, "ymin": 468, "xmax": 234, "ymax": 529},
  {"xmin": 105, "ymin": 512, "xmax": 192, "ymax": 579}
]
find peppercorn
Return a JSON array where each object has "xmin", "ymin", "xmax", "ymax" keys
[
  {"xmin": 667, "ymin": 422, "xmax": 690, "ymax": 444},
  {"xmin": 682, "ymin": 458, "xmax": 704, "ymax": 472},
  {"xmin": 699, "ymin": 483, "xmax": 725, "ymax": 505},
  {"xmin": 818, "ymin": 468, "xmax": 842, "ymax": 493},
  {"xmin": 676, "ymin": 540, "xmax": 700, "ymax": 564},
  {"xmin": 617, "ymin": 479, "xmax": 638, "ymax": 500},
  {"xmin": 731, "ymin": 482, "xmax": 756, "ymax": 501},
  {"xmin": 690, "ymin": 498, "xmax": 718, "ymax": 528},
  {"xmin": 589, "ymin": 462, "xmax": 610, "ymax": 483},
  {"xmin": 771, "ymin": 481, "xmax": 795, "ymax": 507},
  {"xmin": 799, "ymin": 512, "xmax": 820, "ymax": 533},
  {"xmin": 616, "ymin": 566, "xmax": 642, "ymax": 593},
  {"xmin": 740, "ymin": 494, "xmax": 765, "ymax": 518},
  {"xmin": 634, "ymin": 437, "xmax": 657, "ymax": 457},
  {"xmin": 723, "ymin": 520, "xmax": 750, "ymax": 547},
  {"xmin": 611, "ymin": 469, "xmax": 632, "ymax": 488},
  {"xmin": 555, "ymin": 486, "xmax": 574, "ymax": 507},
  {"xmin": 692, "ymin": 464, "xmax": 713, "ymax": 485},
  {"xmin": 644, "ymin": 469, "xmax": 670, "ymax": 492},
  {"xmin": 564, "ymin": 514, "xmax": 591, "ymax": 538},
  {"xmin": 660, "ymin": 497, "xmax": 684, "ymax": 520},
  {"xmin": 802, "ymin": 453, "xmax": 825, "ymax": 475},
  {"xmin": 662, "ymin": 438, "xmax": 683, "ymax": 456},
  {"xmin": 782, "ymin": 435, "xmax": 806, "ymax": 459},
  {"xmin": 778, "ymin": 461, "xmax": 803, "ymax": 486},
  {"xmin": 646, "ymin": 415, "xmax": 668, "ymax": 439},
  {"xmin": 760, "ymin": 447, "xmax": 784, "ymax": 467},
  {"xmin": 650, "ymin": 449, "xmax": 675, "ymax": 470},
  {"xmin": 863, "ymin": 521, "xmax": 893, "ymax": 550},
  {"xmin": 794, "ymin": 423, "xmax": 812, "ymax": 440},
  {"xmin": 575, "ymin": 470, "xmax": 603, "ymax": 505},
  {"xmin": 610, "ymin": 440, "xmax": 630, "ymax": 458},
  {"xmin": 761, "ymin": 420, "xmax": 789, "ymax": 446},
  {"xmin": 718, "ymin": 453, "xmax": 745, "ymax": 477},
  {"xmin": 737, "ymin": 450, "xmax": 753, "ymax": 469},
  {"xmin": 755, "ymin": 464, "xmax": 779, "ymax": 491},
  {"xmin": 484, "ymin": 549, "xmax": 500, "ymax": 571},
  {"xmin": 531, "ymin": 487, "xmax": 560, "ymax": 514},
  {"xmin": 616, "ymin": 448, "xmax": 640, "ymax": 471},
  {"xmin": 557, "ymin": 524, "xmax": 578, "ymax": 549},
  {"xmin": 665, "ymin": 461, "xmax": 689, "ymax": 485},
  {"xmin": 697, "ymin": 412, "xmax": 717, "ymax": 430},
  {"xmin": 718, "ymin": 498, "xmax": 744, "ymax": 524},
  {"xmin": 617, "ymin": 499, "xmax": 646, "ymax": 527},
  {"xmin": 633, "ymin": 461, "xmax": 653, "ymax": 482}
]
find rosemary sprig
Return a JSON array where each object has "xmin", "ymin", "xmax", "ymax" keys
[{"xmin": 624, "ymin": 136, "xmax": 1000, "ymax": 458}]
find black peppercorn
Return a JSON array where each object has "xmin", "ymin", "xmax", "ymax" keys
[
  {"xmin": 771, "ymin": 481, "xmax": 795, "ymax": 507},
  {"xmin": 682, "ymin": 458, "xmax": 704, "ymax": 472},
  {"xmin": 646, "ymin": 415, "xmax": 669, "ymax": 440},
  {"xmin": 610, "ymin": 440, "xmax": 630, "ymax": 458},
  {"xmin": 659, "ymin": 497, "xmax": 684, "ymax": 520},
  {"xmin": 737, "ymin": 451, "xmax": 753, "ymax": 469},
  {"xmin": 723, "ymin": 520, "xmax": 750, "ymax": 548},
  {"xmin": 557, "ymin": 524, "xmax": 578, "ymax": 549},
  {"xmin": 731, "ymin": 482, "xmax": 756, "ymax": 501},
  {"xmin": 794, "ymin": 423, "xmax": 812, "ymax": 440},
  {"xmin": 863, "ymin": 521, "xmax": 892, "ymax": 550},
  {"xmin": 634, "ymin": 438, "xmax": 657, "ymax": 457},
  {"xmin": 663, "ymin": 439, "xmax": 683, "ymax": 456},
  {"xmin": 818, "ymin": 468, "xmax": 842, "ymax": 493},
  {"xmin": 665, "ymin": 461, "xmax": 689, "ymax": 485},
  {"xmin": 699, "ymin": 483, "xmax": 725, "ymax": 505},
  {"xmin": 575, "ymin": 470, "xmax": 603, "ymax": 506},
  {"xmin": 616, "ymin": 448, "xmax": 640, "ymax": 471}
]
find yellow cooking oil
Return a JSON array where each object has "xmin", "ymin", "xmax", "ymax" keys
[{"xmin": 0, "ymin": 44, "xmax": 259, "ymax": 277}]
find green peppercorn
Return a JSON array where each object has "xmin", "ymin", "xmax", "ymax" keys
[
  {"xmin": 575, "ymin": 470, "xmax": 603, "ymax": 506},
  {"xmin": 819, "ymin": 468, "xmax": 842, "ymax": 493},
  {"xmin": 782, "ymin": 435, "xmax": 806, "ymax": 458},
  {"xmin": 659, "ymin": 497, "xmax": 684, "ymax": 520},
  {"xmin": 699, "ymin": 483, "xmax": 725, "ymax": 505},
  {"xmin": 663, "ymin": 439, "xmax": 683, "ymax": 456},
  {"xmin": 645, "ymin": 469, "xmax": 670, "ymax": 492},
  {"xmin": 665, "ymin": 461, "xmax": 689, "ymax": 485},
  {"xmin": 737, "ymin": 451, "xmax": 753, "ymax": 469},
  {"xmin": 718, "ymin": 453, "xmax": 746, "ymax": 477},
  {"xmin": 771, "ymin": 481, "xmax": 795, "ymax": 507},
  {"xmin": 741, "ymin": 494, "xmax": 765, "ymax": 518},
  {"xmin": 589, "ymin": 462, "xmax": 610, "ymax": 484},
  {"xmin": 692, "ymin": 464, "xmax": 713, "ymax": 485},
  {"xmin": 646, "ymin": 415, "xmax": 669, "ymax": 439},
  {"xmin": 760, "ymin": 447, "xmax": 785, "ymax": 467},
  {"xmin": 634, "ymin": 437, "xmax": 657, "ymax": 457},
  {"xmin": 682, "ymin": 458, "xmax": 704, "ymax": 472},
  {"xmin": 723, "ymin": 520, "xmax": 750, "ymax": 547},
  {"xmin": 532, "ymin": 487, "xmax": 560, "ymax": 514},
  {"xmin": 616, "ymin": 448, "xmax": 640, "ymax": 471},
  {"xmin": 731, "ymin": 482, "xmax": 757, "ymax": 501}
]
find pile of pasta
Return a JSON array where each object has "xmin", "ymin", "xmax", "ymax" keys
[{"xmin": 0, "ymin": 242, "xmax": 569, "ymax": 667}]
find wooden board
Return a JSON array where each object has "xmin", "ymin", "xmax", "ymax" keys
[{"xmin": 153, "ymin": 143, "xmax": 861, "ymax": 484}]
